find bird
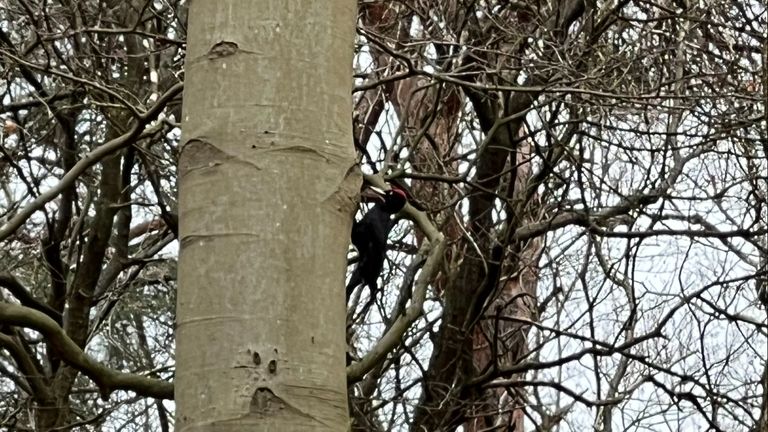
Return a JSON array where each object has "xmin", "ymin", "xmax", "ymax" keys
[{"xmin": 346, "ymin": 185, "xmax": 408, "ymax": 302}]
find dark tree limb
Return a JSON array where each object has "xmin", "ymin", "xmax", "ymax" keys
[
  {"xmin": 0, "ymin": 273, "xmax": 63, "ymax": 324},
  {"xmin": 0, "ymin": 82, "xmax": 183, "ymax": 241},
  {"xmin": 0, "ymin": 302, "xmax": 173, "ymax": 400}
]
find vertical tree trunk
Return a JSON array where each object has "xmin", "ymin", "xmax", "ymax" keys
[
  {"xmin": 34, "ymin": 1, "xmax": 148, "ymax": 428},
  {"xmin": 177, "ymin": 1, "xmax": 358, "ymax": 430},
  {"xmin": 756, "ymin": 39, "xmax": 768, "ymax": 432},
  {"xmin": 464, "ymin": 129, "xmax": 543, "ymax": 432}
]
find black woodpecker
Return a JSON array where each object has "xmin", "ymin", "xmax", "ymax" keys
[{"xmin": 346, "ymin": 185, "xmax": 407, "ymax": 301}]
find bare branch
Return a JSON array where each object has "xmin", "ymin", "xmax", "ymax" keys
[{"xmin": 0, "ymin": 302, "xmax": 173, "ymax": 400}]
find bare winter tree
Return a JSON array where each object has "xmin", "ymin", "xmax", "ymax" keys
[
  {"xmin": 0, "ymin": 0, "xmax": 765, "ymax": 431},
  {"xmin": 0, "ymin": 0, "xmax": 182, "ymax": 429},
  {"xmin": 348, "ymin": 1, "xmax": 767, "ymax": 431}
]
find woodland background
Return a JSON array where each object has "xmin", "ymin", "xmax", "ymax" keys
[{"xmin": 0, "ymin": 0, "xmax": 766, "ymax": 431}]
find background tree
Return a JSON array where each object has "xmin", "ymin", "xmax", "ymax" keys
[
  {"xmin": 0, "ymin": 0, "xmax": 765, "ymax": 431},
  {"xmin": 349, "ymin": 1, "xmax": 766, "ymax": 431},
  {"xmin": 0, "ymin": 0, "xmax": 180, "ymax": 429}
]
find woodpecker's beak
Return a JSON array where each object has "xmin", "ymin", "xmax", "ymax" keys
[{"xmin": 360, "ymin": 186, "xmax": 387, "ymax": 203}]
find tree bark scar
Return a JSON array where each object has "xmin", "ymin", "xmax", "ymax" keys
[
  {"xmin": 249, "ymin": 387, "xmax": 284, "ymax": 415},
  {"xmin": 246, "ymin": 387, "xmax": 329, "ymax": 426},
  {"xmin": 179, "ymin": 139, "xmax": 228, "ymax": 175},
  {"xmin": 179, "ymin": 139, "xmax": 262, "ymax": 176},
  {"xmin": 207, "ymin": 41, "xmax": 238, "ymax": 59},
  {"xmin": 321, "ymin": 163, "xmax": 361, "ymax": 213}
]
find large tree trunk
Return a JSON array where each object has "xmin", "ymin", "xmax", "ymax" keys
[{"xmin": 176, "ymin": 1, "xmax": 358, "ymax": 430}]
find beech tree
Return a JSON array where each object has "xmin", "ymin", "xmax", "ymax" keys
[
  {"xmin": 176, "ymin": 0, "xmax": 357, "ymax": 430},
  {"xmin": 0, "ymin": 0, "xmax": 766, "ymax": 431}
]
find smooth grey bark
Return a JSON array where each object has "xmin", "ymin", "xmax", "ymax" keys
[{"xmin": 177, "ymin": 1, "xmax": 358, "ymax": 430}]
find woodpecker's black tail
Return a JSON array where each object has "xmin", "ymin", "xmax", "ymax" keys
[{"xmin": 346, "ymin": 269, "xmax": 363, "ymax": 300}]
